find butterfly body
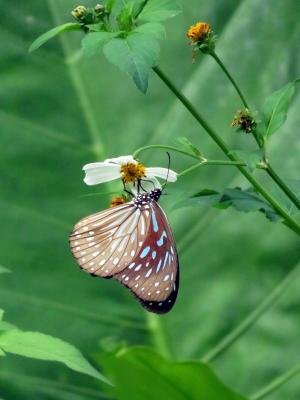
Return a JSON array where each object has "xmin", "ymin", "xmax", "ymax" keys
[{"xmin": 70, "ymin": 189, "xmax": 179, "ymax": 314}]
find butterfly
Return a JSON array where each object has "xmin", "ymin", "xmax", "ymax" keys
[{"xmin": 69, "ymin": 188, "xmax": 179, "ymax": 314}]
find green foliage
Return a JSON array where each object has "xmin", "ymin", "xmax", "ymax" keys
[
  {"xmin": 29, "ymin": 23, "xmax": 82, "ymax": 52},
  {"xmin": 176, "ymin": 136, "xmax": 203, "ymax": 158},
  {"xmin": 2, "ymin": 0, "xmax": 300, "ymax": 399},
  {"xmin": 259, "ymin": 79, "xmax": 300, "ymax": 142},
  {"xmin": 181, "ymin": 188, "xmax": 280, "ymax": 222},
  {"xmin": 82, "ymin": 32, "xmax": 120, "ymax": 57},
  {"xmin": 139, "ymin": 0, "xmax": 182, "ymax": 22},
  {"xmin": 0, "ymin": 329, "xmax": 110, "ymax": 384},
  {"xmin": 133, "ymin": 22, "xmax": 166, "ymax": 40},
  {"xmin": 101, "ymin": 347, "xmax": 248, "ymax": 400},
  {"xmin": 103, "ymin": 33, "xmax": 160, "ymax": 93}
]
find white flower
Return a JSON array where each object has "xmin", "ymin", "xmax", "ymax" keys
[{"xmin": 83, "ymin": 155, "xmax": 177, "ymax": 193}]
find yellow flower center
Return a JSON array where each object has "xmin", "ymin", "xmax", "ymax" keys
[
  {"xmin": 120, "ymin": 162, "xmax": 146, "ymax": 183},
  {"xmin": 187, "ymin": 22, "xmax": 211, "ymax": 43}
]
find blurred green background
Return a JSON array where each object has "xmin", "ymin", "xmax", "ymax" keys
[{"xmin": 1, "ymin": 0, "xmax": 300, "ymax": 399}]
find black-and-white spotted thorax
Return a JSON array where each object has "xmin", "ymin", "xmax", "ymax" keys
[{"xmin": 133, "ymin": 189, "xmax": 162, "ymax": 208}]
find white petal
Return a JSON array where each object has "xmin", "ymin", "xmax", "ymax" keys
[
  {"xmin": 131, "ymin": 177, "xmax": 162, "ymax": 195},
  {"xmin": 146, "ymin": 167, "xmax": 177, "ymax": 182},
  {"xmin": 83, "ymin": 163, "xmax": 120, "ymax": 186},
  {"xmin": 105, "ymin": 155, "xmax": 136, "ymax": 165}
]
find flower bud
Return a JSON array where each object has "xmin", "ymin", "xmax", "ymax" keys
[
  {"xmin": 94, "ymin": 4, "xmax": 105, "ymax": 14},
  {"xmin": 71, "ymin": 5, "xmax": 87, "ymax": 21},
  {"xmin": 232, "ymin": 109, "xmax": 256, "ymax": 134}
]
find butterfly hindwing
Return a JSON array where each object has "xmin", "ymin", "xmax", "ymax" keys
[{"xmin": 114, "ymin": 202, "xmax": 179, "ymax": 314}]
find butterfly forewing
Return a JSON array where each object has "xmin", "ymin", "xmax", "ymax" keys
[
  {"xmin": 115, "ymin": 202, "xmax": 179, "ymax": 314},
  {"xmin": 69, "ymin": 203, "xmax": 150, "ymax": 277}
]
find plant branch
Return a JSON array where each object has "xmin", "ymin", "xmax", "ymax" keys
[
  {"xmin": 133, "ymin": 144, "xmax": 201, "ymax": 160},
  {"xmin": 201, "ymin": 260, "xmax": 300, "ymax": 363},
  {"xmin": 178, "ymin": 160, "xmax": 249, "ymax": 177},
  {"xmin": 153, "ymin": 66, "xmax": 300, "ymax": 236},
  {"xmin": 210, "ymin": 51, "xmax": 249, "ymax": 109},
  {"xmin": 266, "ymin": 164, "xmax": 300, "ymax": 210},
  {"xmin": 251, "ymin": 364, "xmax": 300, "ymax": 400}
]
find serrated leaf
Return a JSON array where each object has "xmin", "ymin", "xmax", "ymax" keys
[
  {"xmin": 175, "ymin": 136, "xmax": 202, "ymax": 158},
  {"xmin": 260, "ymin": 79, "xmax": 300, "ymax": 140},
  {"xmin": 0, "ymin": 330, "xmax": 111, "ymax": 385},
  {"xmin": 29, "ymin": 23, "xmax": 82, "ymax": 52},
  {"xmin": 103, "ymin": 32, "xmax": 160, "ymax": 93},
  {"xmin": 230, "ymin": 149, "xmax": 263, "ymax": 171},
  {"xmin": 134, "ymin": 22, "xmax": 166, "ymax": 40},
  {"xmin": 179, "ymin": 188, "xmax": 280, "ymax": 222},
  {"xmin": 139, "ymin": 0, "xmax": 182, "ymax": 22},
  {"xmin": 100, "ymin": 347, "xmax": 248, "ymax": 400},
  {"xmin": 82, "ymin": 32, "xmax": 119, "ymax": 57}
]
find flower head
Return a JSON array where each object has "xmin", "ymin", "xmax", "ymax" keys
[
  {"xmin": 71, "ymin": 5, "xmax": 87, "ymax": 21},
  {"xmin": 83, "ymin": 155, "xmax": 177, "ymax": 194},
  {"xmin": 232, "ymin": 109, "xmax": 256, "ymax": 134},
  {"xmin": 187, "ymin": 22, "xmax": 211, "ymax": 44}
]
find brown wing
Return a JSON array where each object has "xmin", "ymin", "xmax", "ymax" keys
[
  {"xmin": 114, "ymin": 202, "xmax": 179, "ymax": 314},
  {"xmin": 69, "ymin": 203, "xmax": 151, "ymax": 277}
]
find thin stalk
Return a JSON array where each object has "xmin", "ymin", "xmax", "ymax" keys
[
  {"xmin": 251, "ymin": 364, "xmax": 300, "ymax": 400},
  {"xmin": 153, "ymin": 66, "xmax": 300, "ymax": 236},
  {"xmin": 210, "ymin": 51, "xmax": 248, "ymax": 108},
  {"xmin": 146, "ymin": 313, "xmax": 172, "ymax": 359},
  {"xmin": 178, "ymin": 160, "xmax": 248, "ymax": 177},
  {"xmin": 201, "ymin": 261, "xmax": 300, "ymax": 363},
  {"xmin": 133, "ymin": 144, "xmax": 200, "ymax": 160}
]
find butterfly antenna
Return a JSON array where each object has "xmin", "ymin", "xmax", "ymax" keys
[{"xmin": 162, "ymin": 152, "xmax": 171, "ymax": 193}]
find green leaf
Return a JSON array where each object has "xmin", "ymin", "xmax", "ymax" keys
[
  {"xmin": 100, "ymin": 347, "xmax": 248, "ymax": 400},
  {"xmin": 175, "ymin": 136, "xmax": 202, "ymax": 158},
  {"xmin": 229, "ymin": 149, "xmax": 263, "ymax": 171},
  {"xmin": 134, "ymin": 22, "xmax": 166, "ymax": 40},
  {"xmin": 0, "ymin": 266, "xmax": 11, "ymax": 274},
  {"xmin": 106, "ymin": 0, "xmax": 117, "ymax": 13},
  {"xmin": 260, "ymin": 79, "xmax": 300, "ymax": 140},
  {"xmin": 82, "ymin": 32, "xmax": 119, "ymax": 57},
  {"xmin": 139, "ymin": 0, "xmax": 182, "ymax": 22},
  {"xmin": 0, "ymin": 330, "xmax": 111, "ymax": 385},
  {"xmin": 29, "ymin": 23, "xmax": 82, "ymax": 53},
  {"xmin": 103, "ymin": 32, "xmax": 160, "ymax": 93},
  {"xmin": 180, "ymin": 188, "xmax": 280, "ymax": 222}
]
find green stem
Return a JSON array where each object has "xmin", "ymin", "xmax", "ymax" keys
[
  {"xmin": 133, "ymin": 144, "xmax": 200, "ymax": 160},
  {"xmin": 210, "ymin": 51, "xmax": 249, "ymax": 108},
  {"xmin": 251, "ymin": 364, "xmax": 300, "ymax": 400},
  {"xmin": 153, "ymin": 66, "xmax": 300, "ymax": 236},
  {"xmin": 266, "ymin": 164, "xmax": 300, "ymax": 210},
  {"xmin": 201, "ymin": 261, "xmax": 300, "ymax": 363},
  {"xmin": 146, "ymin": 313, "xmax": 172, "ymax": 359}
]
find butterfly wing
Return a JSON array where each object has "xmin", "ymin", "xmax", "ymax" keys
[
  {"xmin": 69, "ymin": 202, "xmax": 150, "ymax": 277},
  {"xmin": 114, "ymin": 202, "xmax": 179, "ymax": 314}
]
